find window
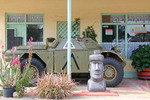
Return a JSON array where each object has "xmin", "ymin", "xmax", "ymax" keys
[
  {"xmin": 102, "ymin": 25, "xmax": 117, "ymax": 56},
  {"xmin": 102, "ymin": 15, "xmax": 125, "ymax": 23},
  {"xmin": 27, "ymin": 24, "xmax": 43, "ymax": 45},
  {"xmin": 26, "ymin": 14, "xmax": 43, "ymax": 22},
  {"xmin": 7, "ymin": 14, "xmax": 24, "ymax": 22},
  {"xmin": 102, "ymin": 25, "xmax": 125, "ymax": 57},
  {"xmin": 101, "ymin": 13, "xmax": 150, "ymax": 59},
  {"xmin": 127, "ymin": 14, "xmax": 150, "ymax": 23},
  {"xmin": 127, "ymin": 25, "xmax": 150, "ymax": 58},
  {"xmin": 6, "ymin": 13, "xmax": 44, "ymax": 47},
  {"xmin": 102, "ymin": 25, "xmax": 116, "ymax": 42}
]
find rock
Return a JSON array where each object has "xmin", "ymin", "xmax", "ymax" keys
[{"xmin": 13, "ymin": 92, "xmax": 18, "ymax": 98}]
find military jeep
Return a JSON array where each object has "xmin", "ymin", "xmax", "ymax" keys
[{"xmin": 5, "ymin": 38, "xmax": 126, "ymax": 87}]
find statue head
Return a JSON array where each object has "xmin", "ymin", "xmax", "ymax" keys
[{"xmin": 89, "ymin": 50, "xmax": 104, "ymax": 81}]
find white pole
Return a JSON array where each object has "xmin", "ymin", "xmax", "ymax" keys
[{"xmin": 67, "ymin": 0, "xmax": 71, "ymax": 79}]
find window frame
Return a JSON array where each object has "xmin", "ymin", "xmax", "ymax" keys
[
  {"xmin": 101, "ymin": 13, "xmax": 150, "ymax": 60},
  {"xmin": 6, "ymin": 13, "xmax": 44, "ymax": 49}
]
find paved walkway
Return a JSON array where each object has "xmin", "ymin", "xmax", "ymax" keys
[{"xmin": 0, "ymin": 78, "xmax": 150, "ymax": 100}]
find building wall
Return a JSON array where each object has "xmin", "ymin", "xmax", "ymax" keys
[{"xmin": 1, "ymin": 0, "xmax": 150, "ymax": 77}]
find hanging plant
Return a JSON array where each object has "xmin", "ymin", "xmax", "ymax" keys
[{"xmin": 82, "ymin": 26, "xmax": 97, "ymax": 41}]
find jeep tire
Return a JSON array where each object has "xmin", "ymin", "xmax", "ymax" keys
[
  {"xmin": 103, "ymin": 57, "xmax": 124, "ymax": 87},
  {"xmin": 21, "ymin": 58, "xmax": 45, "ymax": 83}
]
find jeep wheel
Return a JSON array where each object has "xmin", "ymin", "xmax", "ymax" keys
[
  {"xmin": 21, "ymin": 58, "xmax": 45, "ymax": 84},
  {"xmin": 103, "ymin": 57, "xmax": 124, "ymax": 87}
]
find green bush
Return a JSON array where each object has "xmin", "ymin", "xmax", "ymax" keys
[{"xmin": 130, "ymin": 44, "xmax": 150, "ymax": 72}]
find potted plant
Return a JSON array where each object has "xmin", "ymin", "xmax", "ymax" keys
[
  {"xmin": 130, "ymin": 44, "xmax": 150, "ymax": 80},
  {"xmin": 0, "ymin": 37, "xmax": 33, "ymax": 98},
  {"xmin": 0, "ymin": 46, "xmax": 20, "ymax": 97}
]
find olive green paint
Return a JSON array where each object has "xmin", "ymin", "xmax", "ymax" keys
[{"xmin": 4, "ymin": 38, "xmax": 126, "ymax": 86}]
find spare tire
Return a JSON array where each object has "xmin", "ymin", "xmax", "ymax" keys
[{"xmin": 103, "ymin": 57, "xmax": 124, "ymax": 87}]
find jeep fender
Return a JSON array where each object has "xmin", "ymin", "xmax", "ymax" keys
[{"xmin": 101, "ymin": 51, "xmax": 126, "ymax": 68}]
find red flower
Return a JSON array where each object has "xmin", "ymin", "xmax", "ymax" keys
[
  {"xmin": 12, "ymin": 47, "xmax": 15, "ymax": 51},
  {"xmin": 24, "ymin": 62, "xmax": 28, "ymax": 68},
  {"xmin": 12, "ymin": 57, "xmax": 20, "ymax": 66},
  {"xmin": 28, "ymin": 40, "xmax": 32, "ymax": 45},
  {"xmin": 12, "ymin": 57, "xmax": 16, "ymax": 65},
  {"xmin": 30, "ymin": 37, "xmax": 33, "ymax": 41},
  {"xmin": 15, "ymin": 57, "xmax": 19, "ymax": 65},
  {"xmin": 19, "ymin": 84, "xmax": 22, "ymax": 88},
  {"xmin": 25, "ymin": 61, "xmax": 28, "ymax": 66},
  {"xmin": 1, "ymin": 45, "xmax": 4, "ymax": 49},
  {"xmin": 28, "ymin": 37, "xmax": 33, "ymax": 44}
]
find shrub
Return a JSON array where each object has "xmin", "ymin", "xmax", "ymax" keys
[
  {"xmin": 130, "ymin": 44, "xmax": 150, "ymax": 72},
  {"xmin": 34, "ymin": 73, "xmax": 76, "ymax": 99},
  {"xmin": 82, "ymin": 26, "xmax": 97, "ymax": 41}
]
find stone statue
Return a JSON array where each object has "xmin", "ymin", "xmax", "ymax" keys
[{"xmin": 87, "ymin": 50, "xmax": 106, "ymax": 92}]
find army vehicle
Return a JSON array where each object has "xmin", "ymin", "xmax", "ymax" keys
[{"xmin": 5, "ymin": 38, "xmax": 126, "ymax": 87}]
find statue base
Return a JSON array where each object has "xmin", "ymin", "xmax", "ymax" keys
[{"xmin": 87, "ymin": 79, "xmax": 106, "ymax": 92}]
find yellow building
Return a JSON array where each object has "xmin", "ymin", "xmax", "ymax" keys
[{"xmin": 1, "ymin": 0, "xmax": 150, "ymax": 77}]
